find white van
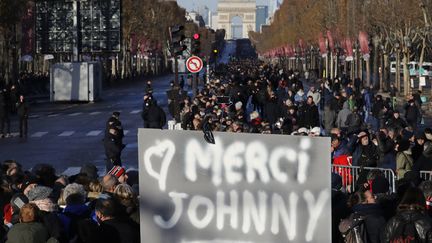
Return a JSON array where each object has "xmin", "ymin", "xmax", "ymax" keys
[
  {"xmin": 390, "ymin": 61, "xmax": 418, "ymax": 76},
  {"xmin": 420, "ymin": 62, "xmax": 432, "ymax": 77}
]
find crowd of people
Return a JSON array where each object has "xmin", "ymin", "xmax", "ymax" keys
[
  {"xmin": 0, "ymin": 161, "xmax": 140, "ymax": 243},
  {"xmin": 2, "ymin": 57, "xmax": 432, "ymax": 242},
  {"xmin": 142, "ymin": 59, "xmax": 432, "ymax": 242}
]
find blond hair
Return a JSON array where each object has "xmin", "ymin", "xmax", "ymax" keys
[{"xmin": 113, "ymin": 183, "xmax": 135, "ymax": 200}]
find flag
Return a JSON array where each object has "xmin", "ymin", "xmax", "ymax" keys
[
  {"xmin": 318, "ymin": 33, "xmax": 327, "ymax": 57},
  {"xmin": 326, "ymin": 30, "xmax": 335, "ymax": 53},
  {"xmin": 359, "ymin": 31, "xmax": 370, "ymax": 56}
]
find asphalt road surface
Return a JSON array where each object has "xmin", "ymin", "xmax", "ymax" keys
[{"xmin": 0, "ymin": 74, "xmax": 176, "ymax": 175}]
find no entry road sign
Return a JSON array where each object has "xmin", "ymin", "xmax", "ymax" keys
[{"xmin": 186, "ymin": 56, "xmax": 203, "ymax": 73}]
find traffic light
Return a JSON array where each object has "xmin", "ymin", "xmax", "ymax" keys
[
  {"xmin": 192, "ymin": 33, "xmax": 201, "ymax": 56},
  {"xmin": 171, "ymin": 25, "xmax": 186, "ymax": 56}
]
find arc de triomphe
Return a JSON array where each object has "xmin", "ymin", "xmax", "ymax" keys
[{"xmin": 217, "ymin": 0, "xmax": 256, "ymax": 39}]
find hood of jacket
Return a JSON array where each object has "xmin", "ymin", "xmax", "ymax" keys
[
  {"xmin": 342, "ymin": 101, "xmax": 350, "ymax": 110},
  {"xmin": 423, "ymin": 141, "xmax": 432, "ymax": 157}
]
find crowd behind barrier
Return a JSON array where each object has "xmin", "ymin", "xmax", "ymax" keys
[
  {"xmin": 332, "ymin": 164, "xmax": 397, "ymax": 194},
  {"xmin": 149, "ymin": 59, "xmax": 432, "ymax": 242},
  {"xmin": 2, "ymin": 58, "xmax": 432, "ymax": 242}
]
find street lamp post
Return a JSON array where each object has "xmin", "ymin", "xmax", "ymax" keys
[
  {"xmin": 395, "ymin": 42, "xmax": 401, "ymax": 95},
  {"xmin": 403, "ymin": 36, "xmax": 411, "ymax": 96},
  {"xmin": 379, "ymin": 44, "xmax": 384, "ymax": 92}
]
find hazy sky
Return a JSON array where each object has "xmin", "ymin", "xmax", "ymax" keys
[{"xmin": 177, "ymin": 0, "xmax": 271, "ymax": 12}]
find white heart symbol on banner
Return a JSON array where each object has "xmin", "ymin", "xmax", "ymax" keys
[{"xmin": 143, "ymin": 140, "xmax": 176, "ymax": 192}]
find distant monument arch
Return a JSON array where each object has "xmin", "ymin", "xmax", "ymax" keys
[{"xmin": 217, "ymin": 0, "xmax": 256, "ymax": 39}]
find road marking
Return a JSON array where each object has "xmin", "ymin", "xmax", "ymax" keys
[
  {"xmin": 86, "ymin": 130, "xmax": 102, "ymax": 136},
  {"xmin": 58, "ymin": 131, "xmax": 75, "ymax": 137},
  {"xmin": 61, "ymin": 164, "xmax": 138, "ymax": 177},
  {"xmin": 124, "ymin": 130, "xmax": 130, "ymax": 135},
  {"xmin": 48, "ymin": 114, "xmax": 60, "ymax": 117},
  {"xmin": 31, "ymin": 132, "xmax": 48, "ymax": 138},
  {"xmin": 61, "ymin": 167, "xmax": 81, "ymax": 177},
  {"xmin": 10, "ymin": 132, "xmax": 19, "ymax": 137},
  {"xmin": 125, "ymin": 143, "xmax": 138, "ymax": 149},
  {"xmin": 69, "ymin": 112, "xmax": 82, "ymax": 116},
  {"xmin": 28, "ymin": 115, "xmax": 40, "ymax": 119},
  {"xmin": 130, "ymin": 110, "xmax": 141, "ymax": 114},
  {"xmin": 89, "ymin": 111, "xmax": 102, "ymax": 115}
]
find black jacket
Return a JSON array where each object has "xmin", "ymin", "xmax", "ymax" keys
[
  {"xmin": 352, "ymin": 203, "xmax": 386, "ymax": 243},
  {"xmin": 142, "ymin": 103, "xmax": 166, "ymax": 129},
  {"xmin": 99, "ymin": 218, "xmax": 140, "ymax": 243},
  {"xmin": 300, "ymin": 103, "xmax": 319, "ymax": 128},
  {"xmin": 263, "ymin": 99, "xmax": 280, "ymax": 125},
  {"xmin": 16, "ymin": 101, "xmax": 29, "ymax": 118},
  {"xmin": 382, "ymin": 209, "xmax": 432, "ymax": 242},
  {"xmin": 413, "ymin": 142, "xmax": 432, "ymax": 171},
  {"xmin": 104, "ymin": 135, "xmax": 122, "ymax": 160},
  {"xmin": 405, "ymin": 103, "xmax": 420, "ymax": 124}
]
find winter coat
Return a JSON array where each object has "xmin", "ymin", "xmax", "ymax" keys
[
  {"xmin": 350, "ymin": 203, "xmax": 386, "ymax": 243},
  {"xmin": 405, "ymin": 103, "xmax": 420, "ymax": 126},
  {"xmin": 363, "ymin": 90, "xmax": 373, "ymax": 111},
  {"xmin": 345, "ymin": 112, "xmax": 363, "ymax": 134},
  {"xmin": 386, "ymin": 117, "xmax": 408, "ymax": 132},
  {"xmin": 382, "ymin": 209, "xmax": 432, "ymax": 242},
  {"xmin": 104, "ymin": 135, "xmax": 122, "ymax": 161},
  {"xmin": 307, "ymin": 90, "xmax": 321, "ymax": 105},
  {"xmin": 58, "ymin": 204, "xmax": 91, "ymax": 242},
  {"xmin": 332, "ymin": 190, "xmax": 350, "ymax": 243},
  {"xmin": 263, "ymin": 99, "xmax": 280, "ymax": 125},
  {"xmin": 99, "ymin": 218, "xmax": 140, "ymax": 243},
  {"xmin": 413, "ymin": 142, "xmax": 432, "ymax": 172},
  {"xmin": 143, "ymin": 103, "xmax": 167, "ymax": 129},
  {"xmin": 323, "ymin": 105, "xmax": 336, "ymax": 131},
  {"xmin": 300, "ymin": 103, "xmax": 319, "ymax": 129},
  {"xmin": 336, "ymin": 102, "xmax": 352, "ymax": 129},
  {"xmin": 294, "ymin": 90, "xmax": 306, "ymax": 104},
  {"xmin": 377, "ymin": 135, "xmax": 396, "ymax": 169},
  {"xmin": 16, "ymin": 101, "xmax": 29, "ymax": 118},
  {"xmin": 352, "ymin": 143, "xmax": 380, "ymax": 168},
  {"xmin": 396, "ymin": 149, "xmax": 414, "ymax": 179},
  {"xmin": 6, "ymin": 222, "xmax": 53, "ymax": 243}
]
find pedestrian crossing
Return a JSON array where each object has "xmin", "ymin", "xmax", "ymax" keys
[
  {"xmin": 60, "ymin": 165, "xmax": 138, "ymax": 177},
  {"xmin": 35, "ymin": 109, "xmax": 144, "ymax": 119},
  {"xmin": 15, "ymin": 129, "xmax": 137, "ymax": 138},
  {"xmin": 58, "ymin": 131, "xmax": 75, "ymax": 137},
  {"xmin": 130, "ymin": 110, "xmax": 141, "ymax": 114},
  {"xmin": 68, "ymin": 112, "xmax": 82, "ymax": 116},
  {"xmin": 31, "ymin": 132, "xmax": 48, "ymax": 138},
  {"xmin": 86, "ymin": 130, "xmax": 102, "ymax": 136}
]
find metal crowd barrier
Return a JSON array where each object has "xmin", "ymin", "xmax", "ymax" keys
[
  {"xmin": 331, "ymin": 164, "xmax": 397, "ymax": 193},
  {"xmin": 420, "ymin": 171, "xmax": 432, "ymax": 181}
]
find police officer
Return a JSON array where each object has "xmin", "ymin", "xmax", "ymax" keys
[
  {"xmin": 142, "ymin": 96, "xmax": 166, "ymax": 129},
  {"xmin": 16, "ymin": 95, "xmax": 28, "ymax": 138},
  {"xmin": 104, "ymin": 127, "xmax": 123, "ymax": 172}
]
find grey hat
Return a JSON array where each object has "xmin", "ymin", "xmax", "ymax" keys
[
  {"xmin": 63, "ymin": 183, "xmax": 87, "ymax": 204},
  {"xmin": 27, "ymin": 186, "xmax": 53, "ymax": 201}
]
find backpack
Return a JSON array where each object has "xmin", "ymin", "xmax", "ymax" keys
[
  {"xmin": 389, "ymin": 217, "xmax": 421, "ymax": 243},
  {"xmin": 339, "ymin": 213, "xmax": 370, "ymax": 243}
]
